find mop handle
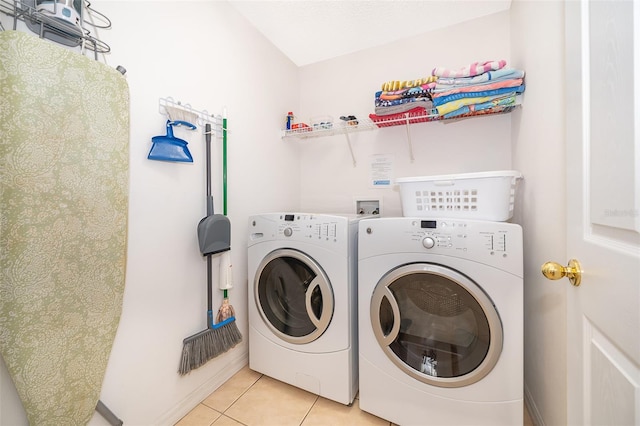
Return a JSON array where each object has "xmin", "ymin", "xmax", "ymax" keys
[{"xmin": 205, "ymin": 123, "xmax": 213, "ymax": 216}]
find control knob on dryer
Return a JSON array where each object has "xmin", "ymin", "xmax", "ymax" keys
[
  {"xmin": 284, "ymin": 227, "xmax": 293, "ymax": 237},
  {"xmin": 422, "ymin": 236, "xmax": 435, "ymax": 249}
]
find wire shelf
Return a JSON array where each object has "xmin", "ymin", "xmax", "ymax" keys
[
  {"xmin": 282, "ymin": 103, "xmax": 520, "ymax": 140},
  {"xmin": 282, "ymin": 118, "xmax": 377, "ymax": 139},
  {"xmin": 281, "ymin": 102, "xmax": 521, "ymax": 166}
]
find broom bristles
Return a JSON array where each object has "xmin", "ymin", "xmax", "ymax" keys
[{"xmin": 178, "ymin": 319, "xmax": 242, "ymax": 375}]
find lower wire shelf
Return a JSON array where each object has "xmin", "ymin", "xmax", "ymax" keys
[
  {"xmin": 281, "ymin": 119, "xmax": 377, "ymax": 139},
  {"xmin": 282, "ymin": 104, "xmax": 520, "ymax": 139},
  {"xmin": 282, "ymin": 103, "xmax": 521, "ymax": 166}
]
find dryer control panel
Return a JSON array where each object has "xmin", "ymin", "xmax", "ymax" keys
[
  {"xmin": 358, "ymin": 217, "xmax": 523, "ymax": 275},
  {"xmin": 414, "ymin": 219, "xmax": 518, "ymax": 258},
  {"xmin": 416, "ymin": 220, "xmax": 511, "ymax": 254}
]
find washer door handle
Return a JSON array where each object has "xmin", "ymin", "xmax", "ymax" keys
[
  {"xmin": 305, "ymin": 276, "xmax": 323, "ymax": 328},
  {"xmin": 379, "ymin": 287, "xmax": 401, "ymax": 347}
]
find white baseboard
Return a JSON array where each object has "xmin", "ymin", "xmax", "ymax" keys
[
  {"xmin": 155, "ymin": 349, "xmax": 249, "ymax": 425},
  {"xmin": 524, "ymin": 382, "xmax": 544, "ymax": 426}
]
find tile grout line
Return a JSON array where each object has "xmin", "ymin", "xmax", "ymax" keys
[
  {"xmin": 298, "ymin": 394, "xmax": 320, "ymax": 426},
  {"xmin": 222, "ymin": 373, "xmax": 322, "ymax": 426},
  {"xmin": 221, "ymin": 374, "xmax": 264, "ymax": 425},
  {"xmin": 202, "ymin": 372, "xmax": 265, "ymax": 426}
]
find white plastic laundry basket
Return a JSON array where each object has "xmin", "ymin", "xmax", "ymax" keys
[{"xmin": 397, "ymin": 170, "xmax": 523, "ymax": 221}]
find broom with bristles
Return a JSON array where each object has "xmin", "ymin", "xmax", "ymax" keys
[
  {"xmin": 179, "ymin": 119, "xmax": 241, "ymax": 375},
  {"xmin": 179, "ymin": 252, "xmax": 241, "ymax": 375}
]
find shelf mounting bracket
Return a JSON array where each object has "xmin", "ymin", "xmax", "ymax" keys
[
  {"xmin": 344, "ymin": 132, "xmax": 357, "ymax": 167},
  {"xmin": 404, "ymin": 115, "xmax": 415, "ymax": 162}
]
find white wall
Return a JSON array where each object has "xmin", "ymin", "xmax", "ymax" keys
[
  {"xmin": 297, "ymin": 11, "xmax": 514, "ymax": 216},
  {"xmin": 511, "ymin": 1, "xmax": 567, "ymax": 425}
]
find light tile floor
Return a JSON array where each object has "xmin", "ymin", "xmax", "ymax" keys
[{"xmin": 175, "ymin": 366, "xmax": 535, "ymax": 426}]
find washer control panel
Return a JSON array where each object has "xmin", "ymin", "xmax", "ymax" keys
[
  {"xmin": 279, "ymin": 213, "xmax": 340, "ymax": 242},
  {"xmin": 249, "ymin": 213, "xmax": 368, "ymax": 252}
]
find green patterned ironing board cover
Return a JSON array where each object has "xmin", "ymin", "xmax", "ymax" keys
[{"xmin": 0, "ymin": 30, "xmax": 129, "ymax": 425}]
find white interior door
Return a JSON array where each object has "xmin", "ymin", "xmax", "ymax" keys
[{"xmin": 564, "ymin": 1, "xmax": 640, "ymax": 425}]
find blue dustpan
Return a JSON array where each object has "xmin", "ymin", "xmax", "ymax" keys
[{"xmin": 148, "ymin": 120, "xmax": 196, "ymax": 162}]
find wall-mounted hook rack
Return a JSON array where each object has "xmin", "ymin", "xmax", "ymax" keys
[{"xmin": 158, "ymin": 97, "xmax": 224, "ymax": 136}]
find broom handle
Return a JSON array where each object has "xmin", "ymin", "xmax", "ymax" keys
[
  {"xmin": 205, "ymin": 123, "xmax": 214, "ymax": 327},
  {"xmin": 205, "ymin": 123, "xmax": 213, "ymax": 216},
  {"xmin": 207, "ymin": 254, "xmax": 213, "ymax": 327}
]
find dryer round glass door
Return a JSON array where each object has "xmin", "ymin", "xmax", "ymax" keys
[
  {"xmin": 370, "ymin": 263, "xmax": 503, "ymax": 388},
  {"xmin": 254, "ymin": 248, "xmax": 334, "ymax": 344}
]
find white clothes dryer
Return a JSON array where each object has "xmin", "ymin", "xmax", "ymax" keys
[
  {"xmin": 358, "ymin": 217, "xmax": 523, "ymax": 425},
  {"xmin": 248, "ymin": 213, "xmax": 367, "ymax": 405}
]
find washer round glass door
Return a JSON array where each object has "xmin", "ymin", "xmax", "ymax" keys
[
  {"xmin": 255, "ymin": 248, "xmax": 334, "ymax": 344},
  {"xmin": 371, "ymin": 263, "xmax": 503, "ymax": 387}
]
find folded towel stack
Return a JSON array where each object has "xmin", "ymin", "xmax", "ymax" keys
[
  {"xmin": 431, "ymin": 60, "xmax": 525, "ymax": 119},
  {"xmin": 374, "ymin": 76, "xmax": 438, "ymax": 116},
  {"xmin": 369, "ymin": 60, "xmax": 525, "ymax": 126}
]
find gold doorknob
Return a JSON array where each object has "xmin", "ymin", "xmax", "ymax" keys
[{"xmin": 541, "ymin": 259, "xmax": 582, "ymax": 286}]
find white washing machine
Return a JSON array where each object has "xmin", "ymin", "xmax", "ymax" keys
[
  {"xmin": 358, "ymin": 217, "xmax": 523, "ymax": 425},
  {"xmin": 247, "ymin": 213, "xmax": 367, "ymax": 405}
]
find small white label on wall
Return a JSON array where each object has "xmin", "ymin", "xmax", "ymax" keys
[{"xmin": 369, "ymin": 154, "xmax": 394, "ymax": 188}]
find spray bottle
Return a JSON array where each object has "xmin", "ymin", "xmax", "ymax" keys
[{"xmin": 286, "ymin": 112, "xmax": 294, "ymax": 130}]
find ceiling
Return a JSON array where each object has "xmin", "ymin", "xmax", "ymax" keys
[{"xmin": 228, "ymin": 0, "xmax": 512, "ymax": 67}]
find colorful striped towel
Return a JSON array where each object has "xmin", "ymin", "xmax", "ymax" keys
[
  {"xmin": 435, "ymin": 68, "xmax": 525, "ymax": 87},
  {"xmin": 432, "ymin": 60, "xmax": 507, "ymax": 78},
  {"xmin": 432, "ymin": 78, "xmax": 524, "ymax": 98},
  {"xmin": 432, "ymin": 85, "xmax": 525, "ymax": 109}
]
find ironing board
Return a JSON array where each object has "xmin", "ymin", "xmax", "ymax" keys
[{"xmin": 0, "ymin": 31, "xmax": 129, "ymax": 424}]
